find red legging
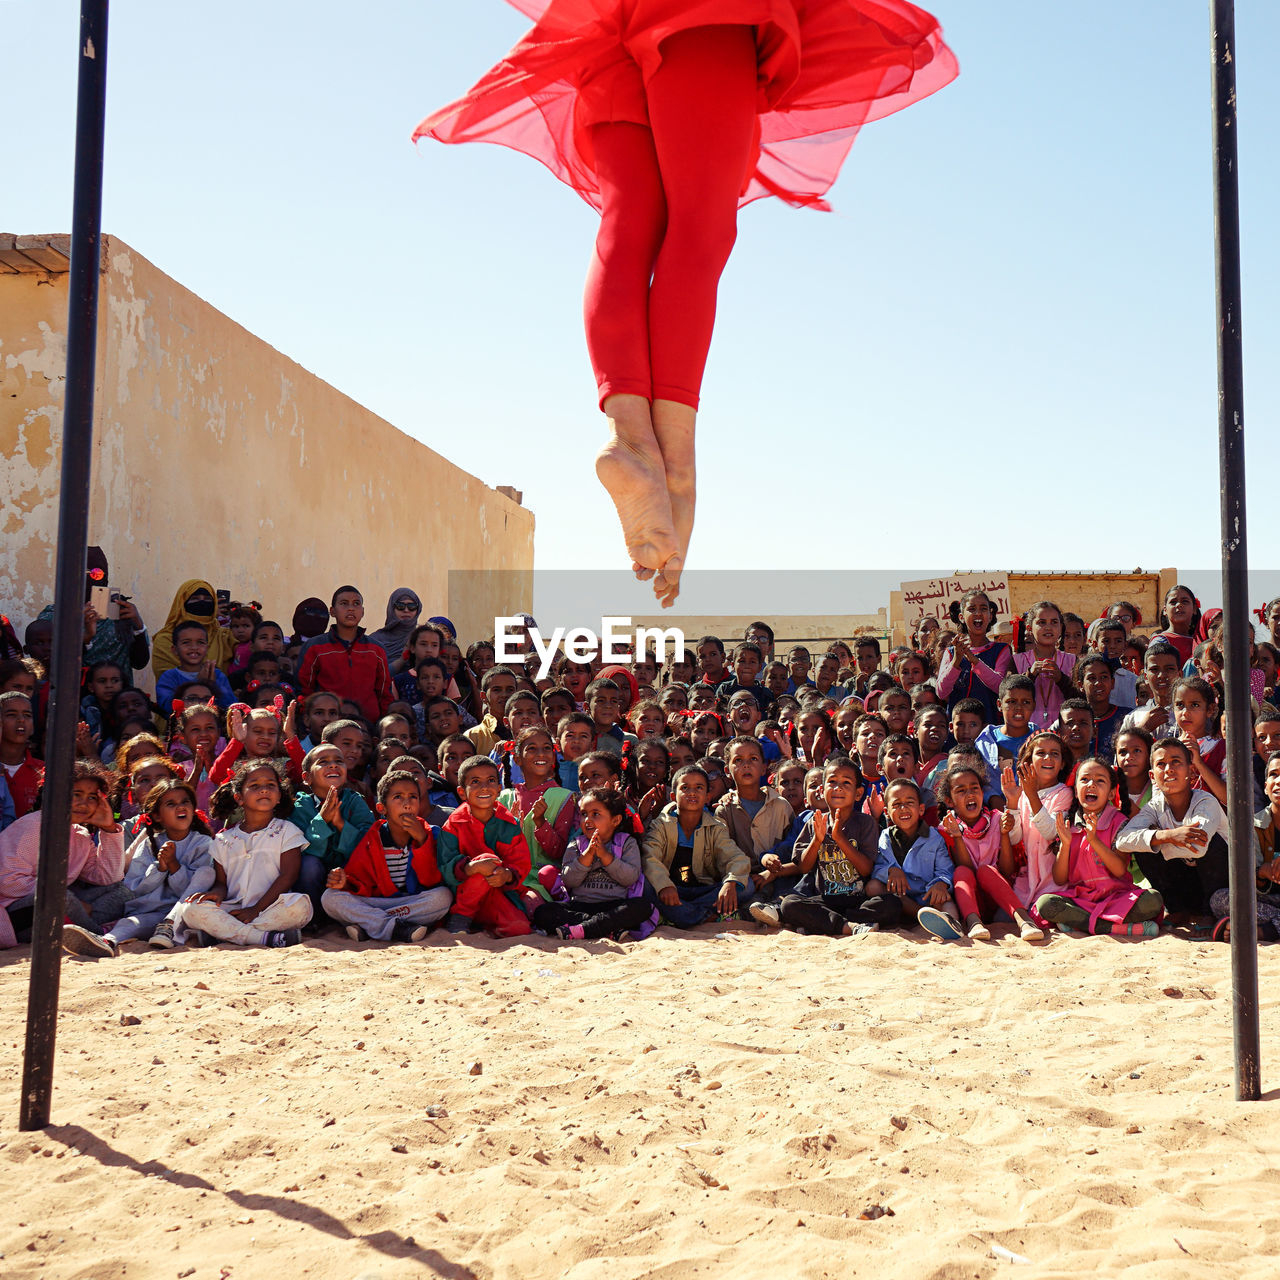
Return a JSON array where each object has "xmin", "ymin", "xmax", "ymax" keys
[
  {"xmin": 583, "ymin": 25, "xmax": 759, "ymax": 411},
  {"xmin": 953, "ymin": 864, "xmax": 1037, "ymax": 925}
]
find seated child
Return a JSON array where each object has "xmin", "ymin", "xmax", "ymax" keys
[
  {"xmin": 155, "ymin": 621, "xmax": 236, "ymax": 713},
  {"xmin": 1171, "ymin": 675, "xmax": 1227, "ymax": 807},
  {"xmin": 418, "ymin": 695, "xmax": 462, "ymax": 750},
  {"xmin": 1001, "ymin": 731, "xmax": 1076, "ymax": 925},
  {"xmin": 499, "ymin": 726, "xmax": 577, "ymax": 907},
  {"xmin": 762, "ymin": 756, "xmax": 901, "ymax": 936},
  {"xmin": 1115, "ymin": 737, "xmax": 1228, "ymax": 924},
  {"xmin": 1038, "ymin": 757, "xmax": 1164, "ymax": 936},
  {"xmin": 321, "ymin": 768, "xmax": 454, "ymax": 942},
  {"xmin": 171, "ymin": 758, "xmax": 312, "ymax": 947},
  {"xmin": 852, "ymin": 714, "xmax": 887, "ymax": 813},
  {"xmin": 712, "ymin": 736, "xmax": 798, "ymax": 899},
  {"xmin": 431, "ymin": 733, "xmax": 474, "ymax": 809},
  {"xmin": 1211, "ymin": 750, "xmax": 1280, "ymax": 941},
  {"xmin": 489, "ymin": 691, "xmax": 545, "ymax": 785},
  {"xmin": 436, "ymin": 756, "xmax": 532, "ymax": 937},
  {"xmin": 556, "ymin": 711, "xmax": 596, "ymax": 791},
  {"xmin": 641, "ymin": 764, "xmax": 755, "ymax": 928},
  {"xmin": 974, "ymin": 674, "xmax": 1037, "ymax": 782},
  {"xmin": 0, "ymin": 691, "xmax": 42, "ymax": 820},
  {"xmin": 299, "ymin": 691, "xmax": 342, "ymax": 753},
  {"xmin": 1075, "ymin": 653, "xmax": 1123, "ymax": 762},
  {"xmin": 1054, "ymin": 699, "xmax": 1096, "ymax": 782},
  {"xmin": 915, "ymin": 705, "xmax": 950, "ymax": 791},
  {"xmin": 869, "ymin": 777, "xmax": 959, "ymax": 938},
  {"xmin": 585, "ymin": 678, "xmax": 637, "ymax": 755},
  {"xmin": 937, "ymin": 763, "xmax": 1043, "ymax": 942},
  {"xmin": 63, "ymin": 778, "xmax": 215, "ymax": 956},
  {"xmin": 288, "ymin": 743, "xmax": 377, "ymax": 916},
  {"xmin": 209, "ymin": 702, "xmax": 304, "ymax": 788},
  {"xmin": 533, "ymin": 788, "xmax": 653, "ymax": 940},
  {"xmin": 0, "ymin": 761, "xmax": 127, "ymax": 949}
]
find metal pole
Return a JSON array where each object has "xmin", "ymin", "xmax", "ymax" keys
[
  {"xmin": 1210, "ymin": 0, "xmax": 1260, "ymax": 1102},
  {"xmin": 19, "ymin": 0, "xmax": 110, "ymax": 1131}
]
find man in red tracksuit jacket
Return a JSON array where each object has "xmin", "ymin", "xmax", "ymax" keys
[{"xmin": 296, "ymin": 586, "xmax": 392, "ymax": 723}]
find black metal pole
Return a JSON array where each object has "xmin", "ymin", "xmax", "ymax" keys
[
  {"xmin": 19, "ymin": 0, "xmax": 110, "ymax": 1132},
  {"xmin": 1210, "ymin": 0, "xmax": 1260, "ymax": 1102}
]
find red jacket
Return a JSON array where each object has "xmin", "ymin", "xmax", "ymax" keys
[
  {"xmin": 4, "ymin": 752, "xmax": 44, "ymax": 819},
  {"xmin": 297, "ymin": 628, "xmax": 391, "ymax": 722},
  {"xmin": 341, "ymin": 819, "xmax": 443, "ymax": 898}
]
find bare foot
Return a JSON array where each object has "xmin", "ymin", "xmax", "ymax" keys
[
  {"xmin": 651, "ymin": 400, "xmax": 696, "ymax": 608},
  {"xmin": 595, "ymin": 438, "xmax": 679, "ymax": 584}
]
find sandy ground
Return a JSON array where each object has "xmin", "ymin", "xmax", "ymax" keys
[{"xmin": 2, "ymin": 924, "xmax": 1279, "ymax": 1280}]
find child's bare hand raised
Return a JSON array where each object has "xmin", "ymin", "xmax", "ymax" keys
[
  {"xmin": 229, "ymin": 706, "xmax": 248, "ymax": 743},
  {"xmin": 940, "ymin": 811, "xmax": 962, "ymax": 841},
  {"xmin": 999, "ymin": 808, "xmax": 1016, "ymax": 835},
  {"xmin": 319, "ymin": 784, "xmax": 345, "ymax": 832},
  {"xmin": 1001, "ymin": 764, "xmax": 1021, "ymax": 806},
  {"xmin": 1053, "ymin": 810, "xmax": 1071, "ymax": 844},
  {"xmin": 810, "ymin": 810, "xmax": 829, "ymax": 845},
  {"xmin": 283, "ymin": 698, "xmax": 298, "ymax": 741},
  {"xmin": 157, "ymin": 840, "xmax": 180, "ymax": 874},
  {"xmin": 866, "ymin": 789, "xmax": 885, "ymax": 821},
  {"xmin": 638, "ymin": 785, "xmax": 667, "ymax": 824}
]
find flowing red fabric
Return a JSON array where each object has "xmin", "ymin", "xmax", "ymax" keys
[{"xmin": 416, "ymin": 0, "xmax": 958, "ymax": 211}]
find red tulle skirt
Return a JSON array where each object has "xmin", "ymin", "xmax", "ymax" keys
[{"xmin": 415, "ymin": 0, "xmax": 958, "ymax": 211}]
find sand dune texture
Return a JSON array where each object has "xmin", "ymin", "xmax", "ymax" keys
[{"xmin": 2, "ymin": 926, "xmax": 1279, "ymax": 1280}]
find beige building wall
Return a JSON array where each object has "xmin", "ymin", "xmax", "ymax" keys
[
  {"xmin": 629, "ymin": 613, "xmax": 889, "ymax": 657},
  {"xmin": 0, "ymin": 235, "xmax": 533, "ymax": 671}
]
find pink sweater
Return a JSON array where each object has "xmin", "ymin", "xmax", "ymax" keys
[{"xmin": 0, "ymin": 812, "xmax": 128, "ymax": 948}]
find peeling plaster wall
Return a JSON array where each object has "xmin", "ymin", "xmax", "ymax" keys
[{"xmin": 1, "ymin": 238, "xmax": 534, "ymax": 667}]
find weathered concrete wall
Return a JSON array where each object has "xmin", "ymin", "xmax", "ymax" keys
[{"xmin": 0, "ymin": 236, "xmax": 533, "ymax": 664}]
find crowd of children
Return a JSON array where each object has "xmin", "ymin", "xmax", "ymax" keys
[{"xmin": 4, "ymin": 576, "xmax": 1280, "ymax": 957}]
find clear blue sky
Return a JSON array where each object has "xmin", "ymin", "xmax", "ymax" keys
[{"xmin": 4, "ymin": 2, "xmax": 1279, "ymax": 617}]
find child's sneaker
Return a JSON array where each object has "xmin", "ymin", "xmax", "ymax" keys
[
  {"xmin": 265, "ymin": 929, "xmax": 303, "ymax": 948},
  {"xmin": 148, "ymin": 921, "xmax": 176, "ymax": 949},
  {"xmin": 61, "ymin": 924, "xmax": 117, "ymax": 958},
  {"xmin": 555, "ymin": 924, "xmax": 586, "ymax": 941},
  {"xmin": 1019, "ymin": 919, "xmax": 1046, "ymax": 943},
  {"xmin": 391, "ymin": 921, "xmax": 430, "ymax": 943},
  {"xmin": 344, "ymin": 924, "xmax": 368, "ymax": 942},
  {"xmin": 841, "ymin": 922, "xmax": 877, "ymax": 939},
  {"xmin": 965, "ymin": 916, "xmax": 991, "ymax": 941},
  {"xmin": 749, "ymin": 902, "xmax": 781, "ymax": 928},
  {"xmin": 443, "ymin": 913, "xmax": 471, "ymax": 935},
  {"xmin": 917, "ymin": 907, "xmax": 964, "ymax": 940}
]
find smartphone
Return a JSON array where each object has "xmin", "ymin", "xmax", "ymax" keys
[
  {"xmin": 216, "ymin": 588, "xmax": 231, "ymax": 624},
  {"xmin": 88, "ymin": 585, "xmax": 119, "ymax": 620}
]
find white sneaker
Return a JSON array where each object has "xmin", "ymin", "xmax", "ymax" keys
[
  {"xmin": 749, "ymin": 902, "xmax": 781, "ymax": 928},
  {"xmin": 967, "ymin": 919, "xmax": 991, "ymax": 941},
  {"xmin": 1019, "ymin": 920, "xmax": 1045, "ymax": 943}
]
